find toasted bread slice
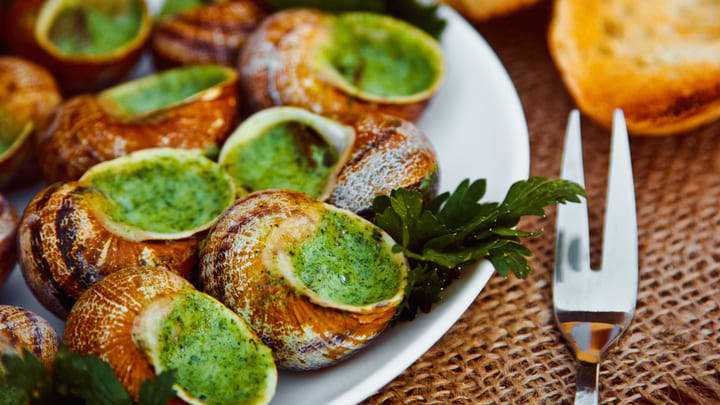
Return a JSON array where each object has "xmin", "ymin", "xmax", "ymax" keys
[
  {"xmin": 444, "ymin": 0, "xmax": 543, "ymax": 21},
  {"xmin": 550, "ymin": 0, "xmax": 720, "ymax": 136}
]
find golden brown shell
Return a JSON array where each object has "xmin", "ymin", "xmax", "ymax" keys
[
  {"xmin": 0, "ymin": 305, "xmax": 59, "ymax": 369},
  {"xmin": 4, "ymin": 0, "xmax": 152, "ymax": 94},
  {"xmin": 200, "ymin": 190, "xmax": 400, "ymax": 370},
  {"xmin": 151, "ymin": 0, "xmax": 268, "ymax": 69},
  {"xmin": 0, "ymin": 56, "xmax": 62, "ymax": 184},
  {"xmin": 0, "ymin": 195, "xmax": 19, "ymax": 289},
  {"xmin": 63, "ymin": 267, "xmax": 191, "ymax": 400},
  {"xmin": 239, "ymin": 9, "xmax": 433, "ymax": 122},
  {"xmin": 35, "ymin": 74, "xmax": 238, "ymax": 182},
  {"xmin": 327, "ymin": 113, "xmax": 439, "ymax": 214},
  {"xmin": 17, "ymin": 183, "xmax": 197, "ymax": 320}
]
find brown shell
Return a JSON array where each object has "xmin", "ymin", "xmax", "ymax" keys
[
  {"xmin": 35, "ymin": 75, "xmax": 238, "ymax": 182},
  {"xmin": 0, "ymin": 195, "xmax": 19, "ymax": 289},
  {"xmin": 4, "ymin": 0, "xmax": 152, "ymax": 95},
  {"xmin": 17, "ymin": 182, "xmax": 197, "ymax": 320},
  {"xmin": 63, "ymin": 267, "xmax": 191, "ymax": 400},
  {"xmin": 0, "ymin": 56, "xmax": 62, "ymax": 184},
  {"xmin": 151, "ymin": 0, "xmax": 268, "ymax": 69},
  {"xmin": 200, "ymin": 190, "xmax": 399, "ymax": 370},
  {"xmin": 326, "ymin": 113, "xmax": 439, "ymax": 214},
  {"xmin": 0, "ymin": 305, "xmax": 59, "ymax": 369},
  {"xmin": 239, "ymin": 9, "xmax": 432, "ymax": 123}
]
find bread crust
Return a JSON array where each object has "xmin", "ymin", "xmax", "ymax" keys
[
  {"xmin": 444, "ymin": 0, "xmax": 543, "ymax": 21},
  {"xmin": 549, "ymin": 0, "xmax": 720, "ymax": 135}
]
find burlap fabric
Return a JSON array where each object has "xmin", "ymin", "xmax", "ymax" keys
[{"xmin": 366, "ymin": 2, "xmax": 720, "ymax": 404}]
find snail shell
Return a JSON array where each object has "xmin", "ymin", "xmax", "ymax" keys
[
  {"xmin": 151, "ymin": 0, "xmax": 268, "ymax": 68},
  {"xmin": 63, "ymin": 267, "xmax": 191, "ymax": 400},
  {"xmin": 239, "ymin": 9, "xmax": 445, "ymax": 122},
  {"xmin": 64, "ymin": 267, "xmax": 277, "ymax": 404},
  {"xmin": 17, "ymin": 182, "xmax": 197, "ymax": 319},
  {"xmin": 0, "ymin": 305, "xmax": 59, "ymax": 369},
  {"xmin": 35, "ymin": 65, "xmax": 238, "ymax": 182},
  {"xmin": 0, "ymin": 195, "xmax": 19, "ymax": 289},
  {"xmin": 0, "ymin": 56, "xmax": 61, "ymax": 185},
  {"xmin": 200, "ymin": 190, "xmax": 408, "ymax": 370}
]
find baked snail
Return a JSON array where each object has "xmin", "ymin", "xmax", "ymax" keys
[
  {"xmin": 0, "ymin": 56, "xmax": 62, "ymax": 185},
  {"xmin": 239, "ymin": 9, "xmax": 445, "ymax": 122},
  {"xmin": 4, "ymin": 0, "xmax": 152, "ymax": 94},
  {"xmin": 200, "ymin": 190, "xmax": 409, "ymax": 370},
  {"xmin": 218, "ymin": 106, "xmax": 439, "ymax": 214},
  {"xmin": 0, "ymin": 305, "xmax": 60, "ymax": 404},
  {"xmin": 0, "ymin": 194, "xmax": 19, "ymax": 290},
  {"xmin": 36, "ymin": 64, "xmax": 238, "ymax": 182},
  {"xmin": 64, "ymin": 267, "xmax": 277, "ymax": 404},
  {"xmin": 18, "ymin": 148, "xmax": 236, "ymax": 319},
  {"xmin": 152, "ymin": 0, "xmax": 268, "ymax": 68}
]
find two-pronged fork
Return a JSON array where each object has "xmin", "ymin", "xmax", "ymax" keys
[{"xmin": 553, "ymin": 109, "xmax": 638, "ymax": 404}]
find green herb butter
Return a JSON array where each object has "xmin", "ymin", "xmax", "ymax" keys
[
  {"xmin": 86, "ymin": 155, "xmax": 233, "ymax": 234},
  {"xmin": 103, "ymin": 65, "xmax": 230, "ymax": 116},
  {"xmin": 156, "ymin": 290, "xmax": 275, "ymax": 405},
  {"xmin": 0, "ymin": 109, "xmax": 23, "ymax": 155},
  {"xmin": 158, "ymin": 0, "xmax": 214, "ymax": 19},
  {"xmin": 290, "ymin": 212, "xmax": 402, "ymax": 306},
  {"xmin": 221, "ymin": 122, "xmax": 337, "ymax": 198},
  {"xmin": 321, "ymin": 13, "xmax": 442, "ymax": 98},
  {"xmin": 48, "ymin": 0, "xmax": 143, "ymax": 56}
]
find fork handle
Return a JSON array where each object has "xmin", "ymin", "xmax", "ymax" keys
[{"xmin": 574, "ymin": 361, "xmax": 599, "ymax": 405}]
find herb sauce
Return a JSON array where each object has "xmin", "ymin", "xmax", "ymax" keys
[
  {"xmin": 290, "ymin": 212, "xmax": 402, "ymax": 306},
  {"xmin": 48, "ymin": 0, "xmax": 143, "ymax": 56},
  {"xmin": 222, "ymin": 122, "xmax": 337, "ymax": 198},
  {"xmin": 322, "ymin": 14, "xmax": 441, "ymax": 98},
  {"xmin": 103, "ymin": 65, "xmax": 230, "ymax": 116},
  {"xmin": 86, "ymin": 155, "xmax": 233, "ymax": 234},
  {"xmin": 157, "ymin": 290, "xmax": 274, "ymax": 405}
]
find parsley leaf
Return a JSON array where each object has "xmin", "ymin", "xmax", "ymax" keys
[
  {"xmin": 1, "ymin": 346, "xmax": 177, "ymax": 405},
  {"xmin": 262, "ymin": 0, "xmax": 447, "ymax": 38},
  {"xmin": 372, "ymin": 177, "xmax": 586, "ymax": 321}
]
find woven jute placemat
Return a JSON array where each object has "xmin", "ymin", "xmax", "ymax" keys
[{"xmin": 366, "ymin": 2, "xmax": 720, "ymax": 404}]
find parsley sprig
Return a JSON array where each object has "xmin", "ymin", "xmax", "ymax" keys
[
  {"xmin": 262, "ymin": 0, "xmax": 447, "ymax": 38},
  {"xmin": 0, "ymin": 347, "xmax": 176, "ymax": 405},
  {"xmin": 372, "ymin": 177, "xmax": 586, "ymax": 321}
]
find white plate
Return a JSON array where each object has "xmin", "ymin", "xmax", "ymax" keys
[{"xmin": 0, "ymin": 5, "xmax": 529, "ymax": 405}]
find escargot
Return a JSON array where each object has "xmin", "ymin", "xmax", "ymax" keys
[
  {"xmin": 0, "ymin": 305, "xmax": 60, "ymax": 404},
  {"xmin": 4, "ymin": 0, "xmax": 152, "ymax": 94},
  {"xmin": 152, "ymin": 0, "xmax": 268, "ymax": 68},
  {"xmin": 0, "ymin": 56, "xmax": 62, "ymax": 185},
  {"xmin": 64, "ymin": 267, "xmax": 277, "ymax": 404},
  {"xmin": 36, "ymin": 64, "xmax": 239, "ymax": 182},
  {"xmin": 0, "ymin": 194, "xmax": 19, "ymax": 290},
  {"xmin": 18, "ymin": 148, "xmax": 236, "ymax": 319},
  {"xmin": 218, "ymin": 106, "xmax": 439, "ymax": 214},
  {"xmin": 200, "ymin": 190, "xmax": 409, "ymax": 370},
  {"xmin": 239, "ymin": 9, "xmax": 445, "ymax": 122}
]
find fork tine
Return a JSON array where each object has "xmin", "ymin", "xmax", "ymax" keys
[
  {"xmin": 601, "ymin": 110, "xmax": 638, "ymax": 280},
  {"xmin": 554, "ymin": 110, "xmax": 591, "ymax": 278}
]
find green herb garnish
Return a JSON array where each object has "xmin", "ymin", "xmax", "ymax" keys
[
  {"xmin": 0, "ymin": 347, "xmax": 176, "ymax": 405},
  {"xmin": 372, "ymin": 177, "xmax": 586, "ymax": 321},
  {"xmin": 262, "ymin": 0, "xmax": 447, "ymax": 38}
]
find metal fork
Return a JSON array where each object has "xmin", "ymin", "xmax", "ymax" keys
[{"xmin": 553, "ymin": 109, "xmax": 638, "ymax": 405}]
